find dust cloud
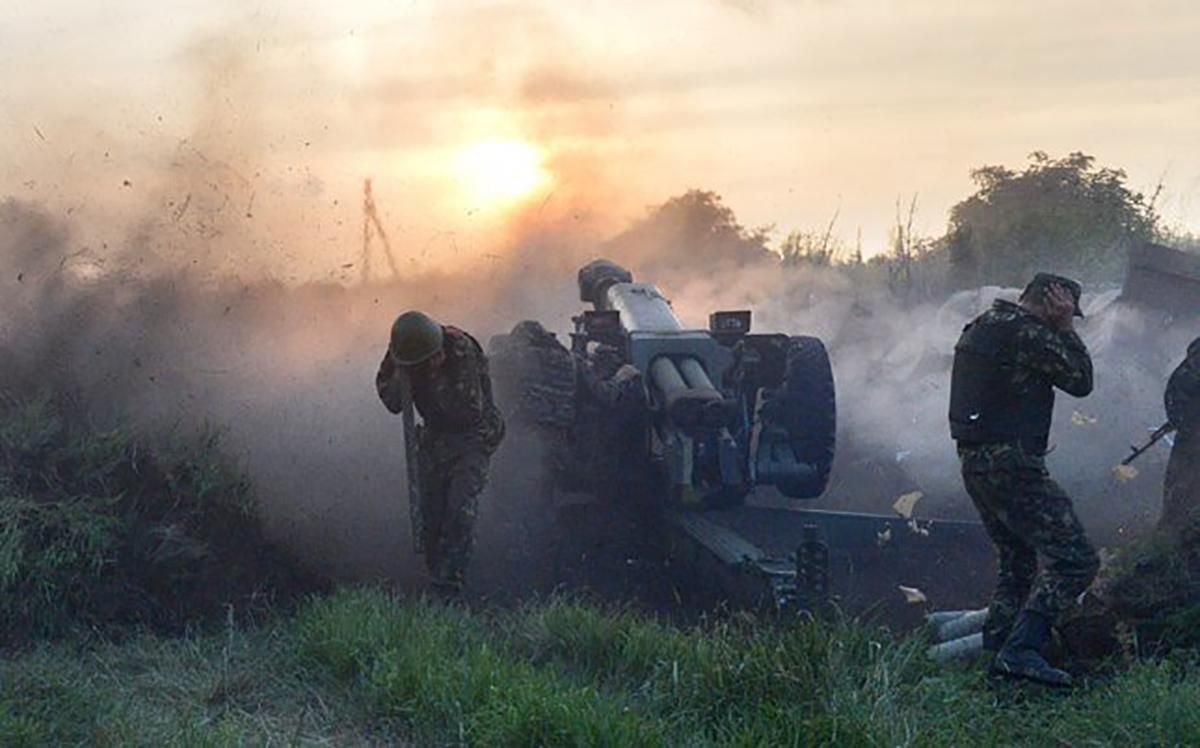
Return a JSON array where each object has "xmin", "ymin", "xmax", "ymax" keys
[
  {"xmin": 4, "ymin": 196, "xmax": 1194, "ymax": 593},
  {"xmin": 661, "ymin": 266, "xmax": 1194, "ymax": 540},
  {"xmin": 1, "ymin": 9, "xmax": 646, "ymax": 588},
  {"xmin": 2, "ymin": 12, "xmax": 1194, "ymax": 599}
]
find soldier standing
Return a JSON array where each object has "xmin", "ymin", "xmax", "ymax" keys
[
  {"xmin": 1159, "ymin": 337, "xmax": 1200, "ymax": 533},
  {"xmin": 949, "ymin": 273, "xmax": 1100, "ymax": 687},
  {"xmin": 376, "ymin": 311, "xmax": 505, "ymax": 596}
]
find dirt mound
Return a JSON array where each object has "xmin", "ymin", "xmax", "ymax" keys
[
  {"xmin": 0, "ymin": 394, "xmax": 320, "ymax": 642},
  {"xmin": 1061, "ymin": 514, "xmax": 1200, "ymax": 660}
]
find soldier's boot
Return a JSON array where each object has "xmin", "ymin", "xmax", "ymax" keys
[{"xmin": 991, "ymin": 610, "xmax": 1072, "ymax": 687}]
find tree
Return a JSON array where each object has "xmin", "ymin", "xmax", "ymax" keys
[
  {"xmin": 780, "ymin": 209, "xmax": 846, "ymax": 268},
  {"xmin": 603, "ymin": 190, "xmax": 775, "ymax": 274},
  {"xmin": 947, "ymin": 152, "xmax": 1157, "ymax": 287}
]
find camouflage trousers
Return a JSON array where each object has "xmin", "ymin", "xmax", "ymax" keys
[
  {"xmin": 958, "ymin": 442, "xmax": 1099, "ymax": 647},
  {"xmin": 418, "ymin": 438, "xmax": 491, "ymax": 592},
  {"xmin": 1158, "ymin": 435, "xmax": 1200, "ymax": 536}
]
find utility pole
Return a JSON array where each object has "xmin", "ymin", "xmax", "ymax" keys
[{"xmin": 360, "ymin": 178, "xmax": 400, "ymax": 284}]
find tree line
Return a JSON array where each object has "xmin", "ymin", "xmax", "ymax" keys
[{"xmin": 606, "ymin": 151, "xmax": 1186, "ymax": 298}]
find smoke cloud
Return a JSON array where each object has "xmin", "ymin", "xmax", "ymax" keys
[
  {"xmin": 3, "ymin": 8, "xmax": 1194, "ymax": 602},
  {"xmin": 660, "ymin": 266, "xmax": 1192, "ymax": 542}
]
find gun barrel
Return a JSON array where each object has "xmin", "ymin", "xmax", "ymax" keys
[
  {"xmin": 605, "ymin": 283, "xmax": 684, "ymax": 333},
  {"xmin": 650, "ymin": 355, "xmax": 688, "ymax": 394},
  {"xmin": 677, "ymin": 356, "xmax": 716, "ymax": 390},
  {"xmin": 650, "ymin": 356, "xmax": 728, "ymax": 429}
]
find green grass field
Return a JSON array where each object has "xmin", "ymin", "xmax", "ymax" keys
[
  {"xmin": 3, "ymin": 394, "xmax": 1198, "ymax": 746},
  {"xmin": 3, "ymin": 587, "xmax": 1200, "ymax": 747}
]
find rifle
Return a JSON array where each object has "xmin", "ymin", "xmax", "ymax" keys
[
  {"xmin": 1122, "ymin": 421, "xmax": 1175, "ymax": 466},
  {"xmin": 394, "ymin": 369, "xmax": 425, "ymax": 553}
]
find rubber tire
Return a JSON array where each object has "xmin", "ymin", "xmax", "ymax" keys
[{"xmin": 774, "ymin": 336, "xmax": 836, "ymax": 499}]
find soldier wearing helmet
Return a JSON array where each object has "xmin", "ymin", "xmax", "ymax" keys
[
  {"xmin": 949, "ymin": 273, "xmax": 1098, "ymax": 687},
  {"xmin": 376, "ymin": 311, "xmax": 504, "ymax": 596}
]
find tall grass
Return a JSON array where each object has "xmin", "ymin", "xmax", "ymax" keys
[
  {"xmin": 293, "ymin": 590, "xmax": 662, "ymax": 746},
  {"xmin": 0, "ymin": 393, "xmax": 312, "ymax": 640},
  {"xmin": 3, "ymin": 587, "xmax": 1200, "ymax": 745},
  {"xmin": 288, "ymin": 589, "xmax": 1200, "ymax": 746}
]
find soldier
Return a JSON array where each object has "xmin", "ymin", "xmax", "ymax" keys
[
  {"xmin": 376, "ymin": 311, "xmax": 505, "ymax": 596},
  {"xmin": 949, "ymin": 273, "xmax": 1099, "ymax": 687},
  {"xmin": 577, "ymin": 344, "xmax": 645, "ymax": 500},
  {"xmin": 1159, "ymin": 337, "xmax": 1200, "ymax": 533},
  {"xmin": 488, "ymin": 320, "xmax": 577, "ymax": 492}
]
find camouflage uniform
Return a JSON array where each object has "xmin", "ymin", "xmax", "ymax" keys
[
  {"xmin": 489, "ymin": 321, "xmax": 576, "ymax": 491},
  {"xmin": 1160, "ymin": 337, "xmax": 1200, "ymax": 533},
  {"xmin": 377, "ymin": 326, "xmax": 505, "ymax": 591},
  {"xmin": 577, "ymin": 345, "xmax": 647, "ymax": 499},
  {"xmin": 950, "ymin": 299, "xmax": 1099, "ymax": 648}
]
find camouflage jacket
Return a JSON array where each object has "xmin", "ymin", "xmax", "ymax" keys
[
  {"xmin": 377, "ymin": 326, "xmax": 505, "ymax": 453},
  {"xmin": 580, "ymin": 358, "xmax": 644, "ymax": 413},
  {"xmin": 488, "ymin": 321, "xmax": 576, "ymax": 431},
  {"xmin": 950, "ymin": 299, "xmax": 1093, "ymax": 453},
  {"xmin": 1166, "ymin": 337, "xmax": 1200, "ymax": 439}
]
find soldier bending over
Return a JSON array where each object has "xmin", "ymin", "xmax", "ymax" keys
[{"xmin": 376, "ymin": 311, "xmax": 505, "ymax": 596}]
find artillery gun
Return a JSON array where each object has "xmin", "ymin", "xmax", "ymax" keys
[
  {"xmin": 491, "ymin": 259, "xmax": 990, "ymax": 614},
  {"xmin": 568, "ymin": 258, "xmax": 836, "ymax": 508}
]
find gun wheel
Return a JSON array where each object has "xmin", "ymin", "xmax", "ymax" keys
[{"xmin": 775, "ymin": 336, "xmax": 836, "ymax": 499}]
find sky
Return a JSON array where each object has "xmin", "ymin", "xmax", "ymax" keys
[{"xmin": 4, "ymin": 0, "xmax": 1200, "ymax": 278}]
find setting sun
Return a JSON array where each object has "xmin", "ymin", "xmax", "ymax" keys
[{"xmin": 453, "ymin": 138, "xmax": 549, "ymax": 209}]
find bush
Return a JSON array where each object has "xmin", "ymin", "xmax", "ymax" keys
[
  {"xmin": 0, "ymin": 393, "xmax": 313, "ymax": 640},
  {"xmin": 947, "ymin": 151, "xmax": 1157, "ymax": 287}
]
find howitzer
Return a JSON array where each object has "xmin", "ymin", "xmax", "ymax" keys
[
  {"xmin": 394, "ymin": 369, "xmax": 425, "ymax": 553},
  {"xmin": 1122, "ymin": 421, "xmax": 1175, "ymax": 466},
  {"xmin": 566, "ymin": 259, "xmax": 837, "ymax": 507},
  {"xmin": 489, "ymin": 259, "xmax": 993, "ymax": 615}
]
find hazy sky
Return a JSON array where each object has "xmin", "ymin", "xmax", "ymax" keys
[{"xmin": 4, "ymin": 0, "xmax": 1200, "ymax": 276}]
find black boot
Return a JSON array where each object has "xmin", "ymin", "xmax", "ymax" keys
[{"xmin": 992, "ymin": 610, "xmax": 1073, "ymax": 687}]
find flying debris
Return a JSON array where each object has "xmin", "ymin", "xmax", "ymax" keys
[
  {"xmin": 1112, "ymin": 464, "xmax": 1139, "ymax": 483},
  {"xmin": 892, "ymin": 491, "xmax": 923, "ymax": 520}
]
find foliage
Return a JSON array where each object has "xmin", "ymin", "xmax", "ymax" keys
[
  {"xmin": 603, "ymin": 152, "xmax": 1162, "ymax": 304},
  {"xmin": 780, "ymin": 230, "xmax": 854, "ymax": 268},
  {"xmin": 1091, "ymin": 516, "xmax": 1200, "ymax": 653},
  {"xmin": 946, "ymin": 151, "xmax": 1157, "ymax": 287},
  {"xmin": 604, "ymin": 190, "xmax": 776, "ymax": 273},
  {"xmin": 0, "ymin": 619, "xmax": 358, "ymax": 746},
  {"xmin": 5, "ymin": 588, "xmax": 1200, "ymax": 745},
  {"xmin": 294, "ymin": 590, "xmax": 661, "ymax": 746},
  {"xmin": 0, "ymin": 393, "xmax": 312, "ymax": 640}
]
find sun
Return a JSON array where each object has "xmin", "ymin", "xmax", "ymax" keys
[{"xmin": 454, "ymin": 138, "xmax": 549, "ymax": 209}]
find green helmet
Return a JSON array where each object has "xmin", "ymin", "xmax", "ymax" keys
[{"xmin": 389, "ymin": 311, "xmax": 444, "ymax": 365}]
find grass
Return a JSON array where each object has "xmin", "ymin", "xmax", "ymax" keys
[
  {"xmin": 5, "ymin": 587, "xmax": 1200, "ymax": 746},
  {"xmin": 0, "ymin": 393, "xmax": 315, "ymax": 639},
  {"xmin": 3, "ymin": 391, "xmax": 1200, "ymax": 745}
]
